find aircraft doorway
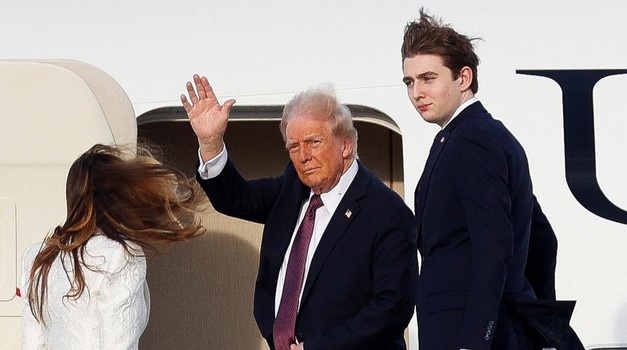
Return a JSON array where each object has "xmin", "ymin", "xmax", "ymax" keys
[{"xmin": 137, "ymin": 105, "xmax": 404, "ymax": 350}]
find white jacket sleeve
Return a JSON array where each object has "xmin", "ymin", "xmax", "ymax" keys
[{"xmin": 97, "ymin": 245, "xmax": 149, "ymax": 350}]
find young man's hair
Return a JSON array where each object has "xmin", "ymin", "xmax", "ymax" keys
[{"xmin": 402, "ymin": 8, "xmax": 481, "ymax": 93}]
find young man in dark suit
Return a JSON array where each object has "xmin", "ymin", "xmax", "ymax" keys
[
  {"xmin": 401, "ymin": 9, "xmax": 582, "ymax": 350},
  {"xmin": 181, "ymin": 75, "xmax": 417, "ymax": 350}
]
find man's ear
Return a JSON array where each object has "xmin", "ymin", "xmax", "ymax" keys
[
  {"xmin": 342, "ymin": 138, "xmax": 353, "ymax": 158},
  {"xmin": 459, "ymin": 66, "xmax": 473, "ymax": 91}
]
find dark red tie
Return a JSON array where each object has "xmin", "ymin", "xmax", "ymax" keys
[{"xmin": 273, "ymin": 194, "xmax": 324, "ymax": 350}]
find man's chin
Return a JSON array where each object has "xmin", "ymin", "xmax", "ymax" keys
[
  {"xmin": 420, "ymin": 114, "xmax": 436, "ymax": 123},
  {"xmin": 298, "ymin": 176, "xmax": 321, "ymax": 190}
]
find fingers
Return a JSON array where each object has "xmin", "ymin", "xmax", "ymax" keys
[
  {"xmin": 193, "ymin": 74, "xmax": 206, "ymax": 99},
  {"xmin": 192, "ymin": 74, "xmax": 217, "ymax": 102},
  {"xmin": 182, "ymin": 74, "xmax": 205, "ymax": 107},
  {"xmin": 180, "ymin": 94, "xmax": 191, "ymax": 113},
  {"xmin": 182, "ymin": 74, "xmax": 219, "ymax": 102},
  {"xmin": 222, "ymin": 99, "xmax": 236, "ymax": 115},
  {"xmin": 200, "ymin": 76, "xmax": 219, "ymax": 104},
  {"xmin": 185, "ymin": 80, "xmax": 199, "ymax": 104},
  {"xmin": 181, "ymin": 74, "xmax": 231, "ymax": 116}
]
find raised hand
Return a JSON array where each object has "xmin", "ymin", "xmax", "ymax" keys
[{"xmin": 181, "ymin": 74, "xmax": 236, "ymax": 161}]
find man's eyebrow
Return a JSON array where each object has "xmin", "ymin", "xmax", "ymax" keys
[
  {"xmin": 285, "ymin": 136, "xmax": 320, "ymax": 147},
  {"xmin": 303, "ymin": 135, "xmax": 324, "ymax": 141},
  {"xmin": 417, "ymin": 71, "xmax": 438, "ymax": 79}
]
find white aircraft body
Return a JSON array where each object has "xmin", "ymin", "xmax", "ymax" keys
[{"xmin": 1, "ymin": 1, "xmax": 626, "ymax": 349}]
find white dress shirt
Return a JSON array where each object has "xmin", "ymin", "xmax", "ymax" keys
[{"xmin": 441, "ymin": 97, "xmax": 479, "ymax": 130}]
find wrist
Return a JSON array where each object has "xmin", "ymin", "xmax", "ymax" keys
[{"xmin": 198, "ymin": 139, "xmax": 224, "ymax": 161}]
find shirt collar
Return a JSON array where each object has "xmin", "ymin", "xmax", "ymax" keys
[
  {"xmin": 441, "ymin": 97, "xmax": 479, "ymax": 130},
  {"xmin": 312, "ymin": 159, "xmax": 358, "ymax": 214}
]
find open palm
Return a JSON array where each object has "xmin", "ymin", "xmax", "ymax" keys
[{"xmin": 181, "ymin": 74, "xmax": 235, "ymax": 159}]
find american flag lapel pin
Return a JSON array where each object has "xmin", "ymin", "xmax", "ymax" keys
[{"xmin": 345, "ymin": 209, "xmax": 352, "ymax": 218}]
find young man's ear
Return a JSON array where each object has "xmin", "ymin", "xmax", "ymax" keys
[{"xmin": 459, "ymin": 66, "xmax": 473, "ymax": 91}]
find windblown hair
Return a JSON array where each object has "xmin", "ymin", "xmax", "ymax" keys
[
  {"xmin": 402, "ymin": 8, "xmax": 481, "ymax": 93},
  {"xmin": 279, "ymin": 84, "xmax": 358, "ymax": 158},
  {"xmin": 27, "ymin": 143, "xmax": 206, "ymax": 324}
]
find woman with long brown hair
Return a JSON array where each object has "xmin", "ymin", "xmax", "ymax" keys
[{"xmin": 19, "ymin": 143, "xmax": 206, "ymax": 349}]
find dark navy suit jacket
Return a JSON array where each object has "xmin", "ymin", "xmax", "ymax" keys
[
  {"xmin": 527, "ymin": 196, "xmax": 558, "ymax": 301},
  {"xmin": 415, "ymin": 101, "xmax": 557, "ymax": 350},
  {"xmin": 198, "ymin": 158, "xmax": 417, "ymax": 350}
]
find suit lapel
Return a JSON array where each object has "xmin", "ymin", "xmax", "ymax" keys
[
  {"xmin": 299, "ymin": 162, "xmax": 369, "ymax": 305},
  {"xmin": 414, "ymin": 102, "xmax": 488, "ymax": 250},
  {"xmin": 415, "ymin": 128, "xmax": 449, "ymax": 249}
]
